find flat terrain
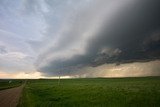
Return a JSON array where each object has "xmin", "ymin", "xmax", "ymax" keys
[
  {"xmin": 0, "ymin": 79, "xmax": 23, "ymax": 90},
  {"xmin": 18, "ymin": 77, "xmax": 160, "ymax": 107},
  {"xmin": 0, "ymin": 85, "xmax": 24, "ymax": 107}
]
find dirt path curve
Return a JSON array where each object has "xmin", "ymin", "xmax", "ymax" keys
[{"xmin": 0, "ymin": 84, "xmax": 24, "ymax": 107}]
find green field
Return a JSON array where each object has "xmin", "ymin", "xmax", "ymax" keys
[
  {"xmin": 0, "ymin": 79, "xmax": 23, "ymax": 90},
  {"xmin": 18, "ymin": 77, "xmax": 160, "ymax": 107}
]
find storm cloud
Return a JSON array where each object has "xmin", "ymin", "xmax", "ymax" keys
[
  {"xmin": 0, "ymin": 0, "xmax": 160, "ymax": 78},
  {"xmin": 33, "ymin": 0, "xmax": 160, "ymax": 76}
]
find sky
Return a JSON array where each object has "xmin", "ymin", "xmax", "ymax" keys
[{"xmin": 0, "ymin": 0, "xmax": 160, "ymax": 79}]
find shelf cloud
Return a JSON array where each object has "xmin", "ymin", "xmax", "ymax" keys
[{"xmin": 0, "ymin": 0, "xmax": 160, "ymax": 78}]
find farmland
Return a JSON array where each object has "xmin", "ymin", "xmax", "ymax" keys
[
  {"xmin": 0, "ymin": 79, "xmax": 23, "ymax": 90},
  {"xmin": 18, "ymin": 77, "xmax": 160, "ymax": 107}
]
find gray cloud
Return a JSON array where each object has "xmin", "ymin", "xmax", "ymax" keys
[
  {"xmin": 0, "ymin": 46, "xmax": 7, "ymax": 54},
  {"xmin": 22, "ymin": 0, "xmax": 160, "ymax": 76},
  {"xmin": 1, "ymin": 0, "xmax": 159, "ymax": 77}
]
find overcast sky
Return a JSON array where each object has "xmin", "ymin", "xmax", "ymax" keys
[{"xmin": 0, "ymin": 0, "xmax": 160, "ymax": 78}]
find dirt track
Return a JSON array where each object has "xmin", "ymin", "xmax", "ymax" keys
[{"xmin": 0, "ymin": 85, "xmax": 24, "ymax": 107}]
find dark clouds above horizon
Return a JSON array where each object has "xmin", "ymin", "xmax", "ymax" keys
[{"xmin": 0, "ymin": 0, "xmax": 160, "ymax": 78}]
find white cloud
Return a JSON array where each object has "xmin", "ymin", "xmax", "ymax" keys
[
  {"xmin": 1, "ymin": 0, "xmax": 160, "ymax": 78},
  {"xmin": 0, "ymin": 71, "xmax": 43, "ymax": 79}
]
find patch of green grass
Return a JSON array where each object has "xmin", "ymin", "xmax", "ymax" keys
[
  {"xmin": 19, "ymin": 77, "xmax": 160, "ymax": 107},
  {"xmin": 0, "ymin": 79, "xmax": 24, "ymax": 90}
]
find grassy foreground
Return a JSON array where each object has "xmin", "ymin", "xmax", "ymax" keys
[{"xmin": 18, "ymin": 77, "xmax": 160, "ymax": 107}]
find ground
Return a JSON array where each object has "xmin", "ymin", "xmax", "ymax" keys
[
  {"xmin": 0, "ymin": 85, "xmax": 24, "ymax": 107},
  {"xmin": 0, "ymin": 79, "xmax": 23, "ymax": 90},
  {"xmin": 18, "ymin": 77, "xmax": 160, "ymax": 107}
]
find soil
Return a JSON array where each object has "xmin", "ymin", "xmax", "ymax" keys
[{"xmin": 0, "ymin": 85, "xmax": 24, "ymax": 107}]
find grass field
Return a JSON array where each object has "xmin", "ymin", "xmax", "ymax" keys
[
  {"xmin": 18, "ymin": 77, "xmax": 160, "ymax": 107},
  {"xmin": 0, "ymin": 79, "xmax": 23, "ymax": 90}
]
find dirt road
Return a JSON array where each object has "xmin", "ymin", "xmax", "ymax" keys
[{"xmin": 0, "ymin": 85, "xmax": 24, "ymax": 107}]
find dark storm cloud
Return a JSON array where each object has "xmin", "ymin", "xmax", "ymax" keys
[
  {"xmin": 36, "ymin": 0, "xmax": 160, "ymax": 76},
  {"xmin": 88, "ymin": 0, "xmax": 160, "ymax": 65}
]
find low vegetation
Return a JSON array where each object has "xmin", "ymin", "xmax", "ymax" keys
[
  {"xmin": 19, "ymin": 77, "xmax": 160, "ymax": 107},
  {"xmin": 0, "ymin": 79, "xmax": 23, "ymax": 90}
]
